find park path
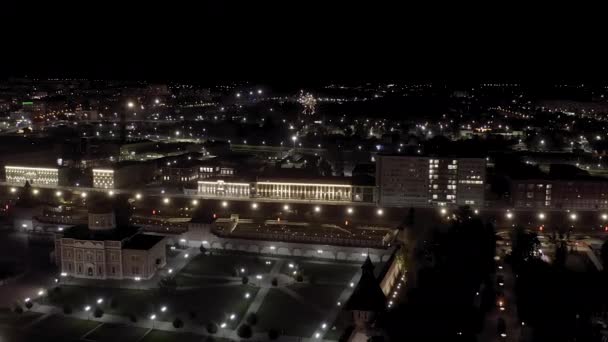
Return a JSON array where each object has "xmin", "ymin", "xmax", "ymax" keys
[
  {"xmin": 236, "ymin": 259, "xmax": 285, "ymax": 328},
  {"xmin": 25, "ymin": 302, "xmax": 337, "ymax": 341}
]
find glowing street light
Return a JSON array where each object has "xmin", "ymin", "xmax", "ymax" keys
[
  {"xmin": 251, "ymin": 203, "xmax": 258, "ymax": 209},
  {"xmin": 80, "ymin": 192, "xmax": 87, "ymax": 198},
  {"xmin": 283, "ymin": 204, "xmax": 290, "ymax": 211},
  {"xmin": 229, "ymin": 313, "xmax": 236, "ymax": 320},
  {"xmin": 222, "ymin": 201, "xmax": 228, "ymax": 208},
  {"xmin": 602, "ymin": 213, "xmax": 608, "ymax": 221},
  {"xmin": 135, "ymin": 193, "xmax": 142, "ymax": 200},
  {"xmin": 32, "ymin": 189, "xmax": 39, "ymax": 195},
  {"xmin": 440, "ymin": 208, "xmax": 447, "ymax": 215},
  {"xmin": 96, "ymin": 298, "xmax": 103, "ymax": 304},
  {"xmin": 163, "ymin": 197, "xmax": 170, "ymax": 204},
  {"xmin": 220, "ymin": 322, "xmax": 227, "ymax": 328},
  {"xmin": 314, "ymin": 206, "xmax": 321, "ymax": 213},
  {"xmin": 108, "ymin": 190, "xmax": 114, "ymax": 197},
  {"xmin": 570, "ymin": 213, "xmax": 578, "ymax": 221},
  {"xmin": 245, "ymin": 292, "xmax": 250, "ymax": 299},
  {"xmin": 192, "ymin": 199, "xmax": 199, "ymax": 206},
  {"xmin": 538, "ymin": 213, "xmax": 545, "ymax": 220},
  {"xmin": 506, "ymin": 212, "xmax": 513, "ymax": 220},
  {"xmin": 377, "ymin": 208, "xmax": 384, "ymax": 216},
  {"xmin": 347, "ymin": 207, "xmax": 354, "ymax": 214},
  {"xmin": 160, "ymin": 306, "xmax": 167, "ymax": 312},
  {"xmin": 10, "ymin": 187, "xmax": 16, "ymax": 193},
  {"xmin": 127, "ymin": 101, "xmax": 135, "ymax": 108},
  {"xmin": 55, "ymin": 191, "xmax": 62, "ymax": 197}
]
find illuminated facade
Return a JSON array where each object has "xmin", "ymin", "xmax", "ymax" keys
[
  {"xmin": 5, "ymin": 166, "xmax": 59, "ymax": 186},
  {"xmin": 198, "ymin": 180, "xmax": 250, "ymax": 198},
  {"xmin": 376, "ymin": 155, "xmax": 486, "ymax": 207},
  {"xmin": 92, "ymin": 169, "xmax": 114, "ymax": 189},
  {"xmin": 196, "ymin": 179, "xmax": 376, "ymax": 203},
  {"xmin": 256, "ymin": 181, "xmax": 353, "ymax": 201}
]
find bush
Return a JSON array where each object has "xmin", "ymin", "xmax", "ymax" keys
[
  {"xmin": 242, "ymin": 276, "xmax": 249, "ymax": 285},
  {"xmin": 206, "ymin": 322, "xmax": 218, "ymax": 334},
  {"xmin": 246, "ymin": 313, "xmax": 258, "ymax": 326},
  {"xmin": 237, "ymin": 324, "xmax": 253, "ymax": 338},
  {"xmin": 63, "ymin": 304, "xmax": 72, "ymax": 315},
  {"xmin": 128, "ymin": 313, "xmax": 137, "ymax": 323},
  {"xmin": 53, "ymin": 286, "xmax": 62, "ymax": 294},
  {"xmin": 296, "ymin": 274, "xmax": 304, "ymax": 282},
  {"xmin": 199, "ymin": 244, "xmax": 207, "ymax": 254},
  {"xmin": 268, "ymin": 328, "xmax": 280, "ymax": 340},
  {"xmin": 173, "ymin": 318, "xmax": 184, "ymax": 328},
  {"xmin": 25, "ymin": 301, "xmax": 33, "ymax": 309},
  {"xmin": 271, "ymin": 278, "xmax": 278, "ymax": 286},
  {"xmin": 93, "ymin": 307, "xmax": 104, "ymax": 318},
  {"xmin": 14, "ymin": 305, "xmax": 23, "ymax": 314},
  {"xmin": 189, "ymin": 311, "xmax": 197, "ymax": 320}
]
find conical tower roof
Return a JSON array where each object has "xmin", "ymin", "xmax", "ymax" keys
[{"xmin": 345, "ymin": 256, "xmax": 387, "ymax": 312}]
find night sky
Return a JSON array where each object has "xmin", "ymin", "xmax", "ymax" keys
[{"xmin": 2, "ymin": 2, "xmax": 606, "ymax": 82}]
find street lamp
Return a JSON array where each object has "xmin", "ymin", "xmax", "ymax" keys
[
  {"xmin": 291, "ymin": 135, "xmax": 297, "ymax": 148},
  {"xmin": 377, "ymin": 208, "xmax": 383, "ymax": 216},
  {"xmin": 283, "ymin": 204, "xmax": 290, "ymax": 211},
  {"xmin": 314, "ymin": 206, "xmax": 321, "ymax": 213},
  {"xmin": 84, "ymin": 305, "xmax": 91, "ymax": 320},
  {"xmin": 506, "ymin": 212, "xmax": 513, "ymax": 220},
  {"xmin": 570, "ymin": 213, "xmax": 577, "ymax": 221},
  {"xmin": 602, "ymin": 214, "xmax": 608, "ymax": 221},
  {"xmin": 127, "ymin": 101, "xmax": 135, "ymax": 108},
  {"xmin": 192, "ymin": 199, "xmax": 198, "ymax": 206},
  {"xmin": 251, "ymin": 203, "xmax": 258, "ymax": 210},
  {"xmin": 538, "ymin": 212, "xmax": 545, "ymax": 220},
  {"xmin": 96, "ymin": 298, "xmax": 103, "ymax": 304},
  {"xmin": 150, "ymin": 314, "xmax": 156, "ymax": 328},
  {"xmin": 160, "ymin": 306, "xmax": 167, "ymax": 313},
  {"xmin": 222, "ymin": 201, "xmax": 228, "ymax": 208},
  {"xmin": 347, "ymin": 207, "xmax": 354, "ymax": 215},
  {"xmin": 135, "ymin": 193, "xmax": 142, "ymax": 200}
]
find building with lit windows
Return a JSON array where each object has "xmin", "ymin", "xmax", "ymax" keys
[
  {"xmin": 54, "ymin": 203, "xmax": 166, "ymax": 280},
  {"xmin": 92, "ymin": 169, "xmax": 114, "ymax": 188},
  {"xmin": 197, "ymin": 180, "xmax": 251, "ymax": 198},
  {"xmin": 194, "ymin": 177, "xmax": 377, "ymax": 203},
  {"xmin": 5, "ymin": 166, "xmax": 60, "ymax": 186},
  {"xmin": 92, "ymin": 162, "xmax": 156, "ymax": 189},
  {"xmin": 376, "ymin": 155, "xmax": 486, "ymax": 207}
]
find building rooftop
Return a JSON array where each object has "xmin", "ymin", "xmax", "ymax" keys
[
  {"xmin": 345, "ymin": 256, "xmax": 387, "ymax": 312},
  {"xmin": 61, "ymin": 225, "xmax": 139, "ymax": 241},
  {"xmin": 122, "ymin": 234, "xmax": 165, "ymax": 250}
]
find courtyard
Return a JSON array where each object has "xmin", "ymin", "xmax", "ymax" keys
[{"xmin": 16, "ymin": 247, "xmax": 375, "ymax": 340}]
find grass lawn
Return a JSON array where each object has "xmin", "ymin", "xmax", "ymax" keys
[
  {"xmin": 179, "ymin": 253, "xmax": 274, "ymax": 277},
  {"xmin": 34, "ymin": 314, "xmax": 101, "ymax": 340},
  {"xmin": 255, "ymin": 288, "xmax": 323, "ymax": 337},
  {"xmin": 86, "ymin": 323, "xmax": 148, "ymax": 342},
  {"xmin": 287, "ymin": 283, "xmax": 345, "ymax": 311},
  {"xmin": 295, "ymin": 261, "xmax": 360, "ymax": 284},
  {"xmin": 141, "ymin": 330, "xmax": 230, "ymax": 342},
  {"xmin": 44, "ymin": 284, "xmax": 257, "ymax": 330},
  {"xmin": 0, "ymin": 308, "xmax": 43, "ymax": 328}
]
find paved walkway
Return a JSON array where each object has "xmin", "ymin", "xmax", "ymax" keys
[{"xmin": 237, "ymin": 259, "xmax": 285, "ymax": 328}]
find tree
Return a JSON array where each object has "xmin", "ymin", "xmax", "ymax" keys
[
  {"xmin": 189, "ymin": 310, "xmax": 197, "ymax": 321},
  {"xmin": 237, "ymin": 324, "xmax": 253, "ymax": 338},
  {"xmin": 128, "ymin": 313, "xmax": 137, "ymax": 322},
  {"xmin": 242, "ymin": 276, "xmax": 249, "ymax": 285},
  {"xmin": 268, "ymin": 328, "xmax": 280, "ymax": 340},
  {"xmin": 14, "ymin": 305, "xmax": 23, "ymax": 314},
  {"xmin": 93, "ymin": 307, "xmax": 104, "ymax": 318},
  {"xmin": 25, "ymin": 301, "xmax": 33, "ymax": 310},
  {"xmin": 271, "ymin": 278, "xmax": 278, "ymax": 287},
  {"xmin": 159, "ymin": 275, "xmax": 177, "ymax": 295},
  {"xmin": 511, "ymin": 226, "xmax": 540, "ymax": 267},
  {"xmin": 63, "ymin": 304, "xmax": 72, "ymax": 315},
  {"xmin": 600, "ymin": 240, "xmax": 608, "ymax": 270},
  {"xmin": 554, "ymin": 240, "xmax": 568, "ymax": 269},
  {"xmin": 405, "ymin": 207, "xmax": 415, "ymax": 227},
  {"xmin": 206, "ymin": 322, "xmax": 218, "ymax": 334},
  {"xmin": 246, "ymin": 313, "xmax": 258, "ymax": 325},
  {"xmin": 199, "ymin": 244, "xmax": 207, "ymax": 255},
  {"xmin": 296, "ymin": 274, "xmax": 303, "ymax": 282},
  {"xmin": 173, "ymin": 318, "xmax": 184, "ymax": 328}
]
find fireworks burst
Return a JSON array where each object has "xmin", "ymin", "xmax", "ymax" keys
[{"xmin": 298, "ymin": 90, "xmax": 317, "ymax": 115}]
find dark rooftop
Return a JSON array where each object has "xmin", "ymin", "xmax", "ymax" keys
[
  {"xmin": 123, "ymin": 234, "xmax": 165, "ymax": 250},
  {"xmin": 61, "ymin": 225, "xmax": 139, "ymax": 241},
  {"xmin": 345, "ymin": 256, "xmax": 386, "ymax": 312}
]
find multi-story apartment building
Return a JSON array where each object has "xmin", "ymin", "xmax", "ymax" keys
[{"xmin": 376, "ymin": 155, "xmax": 486, "ymax": 208}]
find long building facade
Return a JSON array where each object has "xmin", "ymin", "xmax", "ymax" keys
[
  {"xmin": 195, "ymin": 178, "xmax": 377, "ymax": 203},
  {"xmin": 376, "ymin": 155, "xmax": 486, "ymax": 208}
]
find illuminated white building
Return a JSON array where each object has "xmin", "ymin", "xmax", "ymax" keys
[
  {"xmin": 198, "ymin": 180, "xmax": 250, "ymax": 198},
  {"xmin": 92, "ymin": 169, "xmax": 114, "ymax": 189},
  {"xmin": 5, "ymin": 166, "xmax": 59, "ymax": 186},
  {"xmin": 256, "ymin": 180, "xmax": 354, "ymax": 202},
  {"xmin": 376, "ymin": 155, "xmax": 485, "ymax": 207},
  {"xmin": 195, "ymin": 178, "xmax": 376, "ymax": 203}
]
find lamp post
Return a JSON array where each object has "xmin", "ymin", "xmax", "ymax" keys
[{"xmin": 150, "ymin": 314, "xmax": 156, "ymax": 329}]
